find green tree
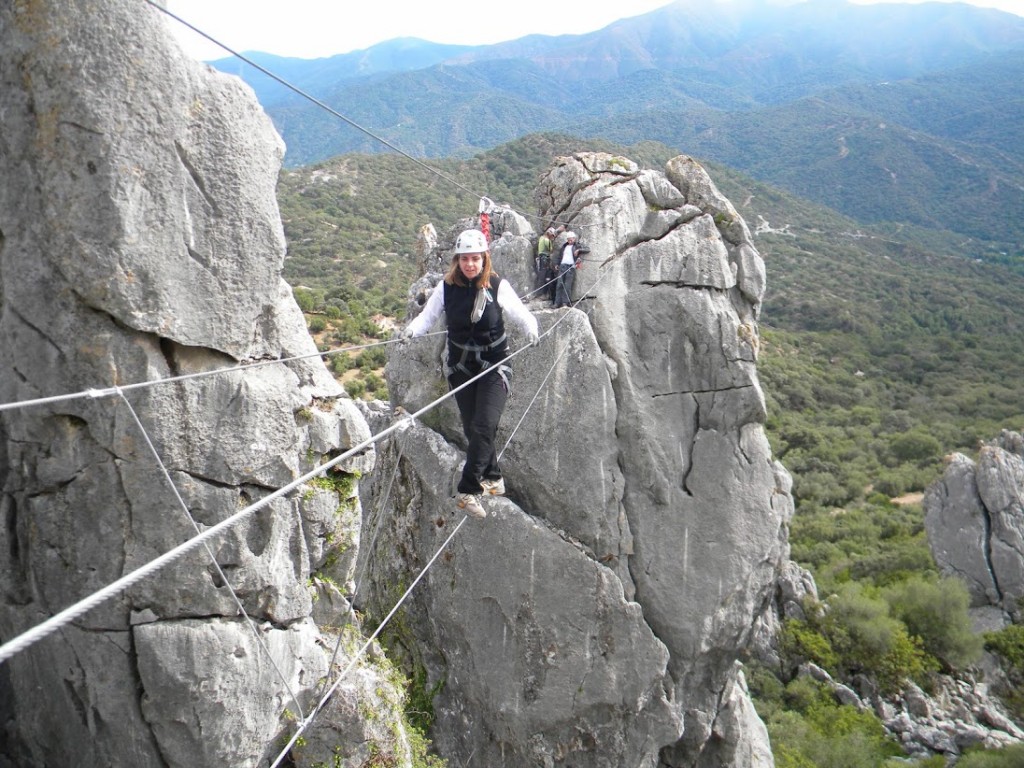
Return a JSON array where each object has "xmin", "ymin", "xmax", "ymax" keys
[
  {"xmin": 889, "ymin": 432, "xmax": 942, "ymax": 463},
  {"xmin": 818, "ymin": 583, "xmax": 939, "ymax": 692},
  {"xmin": 883, "ymin": 575, "xmax": 982, "ymax": 670},
  {"xmin": 956, "ymin": 744, "xmax": 1024, "ymax": 768}
]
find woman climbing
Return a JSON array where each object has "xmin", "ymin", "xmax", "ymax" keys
[{"xmin": 400, "ymin": 229, "xmax": 539, "ymax": 519}]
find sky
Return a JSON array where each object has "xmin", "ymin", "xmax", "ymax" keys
[{"xmin": 164, "ymin": 0, "xmax": 1024, "ymax": 62}]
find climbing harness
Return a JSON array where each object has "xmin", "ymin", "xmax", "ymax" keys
[{"xmin": 447, "ymin": 332, "xmax": 506, "ymax": 376}]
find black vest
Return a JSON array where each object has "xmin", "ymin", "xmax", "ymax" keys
[{"xmin": 443, "ymin": 274, "xmax": 508, "ymax": 373}]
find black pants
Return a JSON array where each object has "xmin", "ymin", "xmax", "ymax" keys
[
  {"xmin": 535, "ymin": 254, "xmax": 550, "ymax": 292},
  {"xmin": 554, "ymin": 263, "xmax": 575, "ymax": 307},
  {"xmin": 449, "ymin": 367, "xmax": 509, "ymax": 494}
]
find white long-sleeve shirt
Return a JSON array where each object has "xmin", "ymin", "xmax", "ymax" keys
[{"xmin": 406, "ymin": 278, "xmax": 539, "ymax": 339}]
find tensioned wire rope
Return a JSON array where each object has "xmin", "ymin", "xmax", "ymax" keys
[
  {"xmin": 0, "ymin": 235, "xmax": 614, "ymax": 662},
  {"xmin": 0, "ymin": 244, "xmax": 594, "ymax": 415},
  {"xmin": 270, "ymin": 256, "xmax": 620, "ymax": 763},
  {"xmin": 0, "ymin": 0, "xmax": 618, "ymax": 740},
  {"xmin": 114, "ymin": 390, "xmax": 307, "ymax": 722},
  {"xmin": 0, "ymin": 260, "xmax": 618, "ymax": 768},
  {"xmin": 0, "ymin": 256, "xmax": 590, "ymax": 417},
  {"xmin": 142, "ymin": 0, "xmax": 601, "ymax": 235},
  {"xmin": 251, "ymin": 254, "xmax": 609, "ymax": 752},
  {"xmin": 0, "ymin": 336, "xmax": 523, "ymax": 665},
  {"xmin": 0, "ymin": 286, "xmax": 613, "ymax": 768},
  {"xmin": 0, "ymin": 244, "xmax": 621, "ymax": 664},
  {"xmin": 0, "ymin": 335, "xmax": 436, "ymax": 414}
]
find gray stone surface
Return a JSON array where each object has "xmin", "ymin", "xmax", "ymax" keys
[
  {"xmin": 357, "ymin": 409, "xmax": 682, "ymax": 768},
  {"xmin": 135, "ymin": 618, "xmax": 328, "ymax": 767},
  {"xmin": 0, "ymin": 1, "xmax": 387, "ymax": 766},
  {"xmin": 378, "ymin": 151, "xmax": 789, "ymax": 766},
  {"xmin": 924, "ymin": 431, "xmax": 1024, "ymax": 617}
]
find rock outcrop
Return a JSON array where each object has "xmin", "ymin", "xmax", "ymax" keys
[
  {"xmin": 749, "ymin": 479, "xmax": 1024, "ymax": 762},
  {"xmin": 924, "ymin": 430, "xmax": 1024, "ymax": 619},
  {"xmin": 0, "ymin": 2, "xmax": 393, "ymax": 766},
  {"xmin": 376, "ymin": 151, "xmax": 791, "ymax": 766},
  {"xmin": 1, "ymin": 3, "xmax": 794, "ymax": 767},
  {"xmin": 786, "ymin": 661, "xmax": 1024, "ymax": 758}
]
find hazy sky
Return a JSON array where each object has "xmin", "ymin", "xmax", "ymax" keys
[{"xmin": 164, "ymin": 0, "xmax": 1024, "ymax": 62}]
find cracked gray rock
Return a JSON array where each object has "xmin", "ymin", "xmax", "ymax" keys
[
  {"xmin": 376, "ymin": 151, "xmax": 790, "ymax": 767},
  {"xmin": 0, "ymin": 2, "xmax": 388, "ymax": 766},
  {"xmin": 925, "ymin": 431, "xmax": 1024, "ymax": 618}
]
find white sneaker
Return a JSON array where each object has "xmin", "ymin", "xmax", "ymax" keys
[
  {"xmin": 456, "ymin": 493, "xmax": 486, "ymax": 519},
  {"xmin": 480, "ymin": 477, "xmax": 506, "ymax": 496}
]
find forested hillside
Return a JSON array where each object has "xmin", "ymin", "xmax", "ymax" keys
[
  {"xmin": 278, "ymin": 131, "xmax": 1024, "ymax": 504},
  {"xmin": 579, "ymin": 50, "xmax": 1024, "ymax": 263},
  {"xmin": 276, "ymin": 133, "xmax": 1024, "ymax": 765},
  {"xmin": 229, "ymin": 0, "xmax": 1024, "ymax": 264}
]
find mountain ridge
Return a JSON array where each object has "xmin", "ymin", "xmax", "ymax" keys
[
  {"xmin": 205, "ymin": 0, "xmax": 1024, "ymax": 264},
  {"xmin": 213, "ymin": 0, "xmax": 1024, "ymax": 129},
  {"xmin": 209, "ymin": 0, "xmax": 1024, "ymax": 259}
]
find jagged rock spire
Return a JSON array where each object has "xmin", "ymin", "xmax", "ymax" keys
[{"xmin": 377, "ymin": 150, "xmax": 790, "ymax": 766}]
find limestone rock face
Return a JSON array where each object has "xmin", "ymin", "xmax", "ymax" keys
[
  {"xmin": 378, "ymin": 151, "xmax": 791, "ymax": 766},
  {"xmin": 357, "ymin": 407, "xmax": 683, "ymax": 768},
  {"xmin": 924, "ymin": 431, "xmax": 1024, "ymax": 617},
  {"xmin": 0, "ymin": 1, "xmax": 379, "ymax": 766}
]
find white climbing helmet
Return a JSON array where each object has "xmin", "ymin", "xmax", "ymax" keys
[
  {"xmin": 565, "ymin": 231, "xmax": 577, "ymax": 240},
  {"xmin": 454, "ymin": 229, "xmax": 488, "ymax": 254}
]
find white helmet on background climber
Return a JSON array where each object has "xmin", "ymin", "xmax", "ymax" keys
[
  {"xmin": 454, "ymin": 229, "xmax": 488, "ymax": 254},
  {"xmin": 565, "ymin": 231, "xmax": 577, "ymax": 240}
]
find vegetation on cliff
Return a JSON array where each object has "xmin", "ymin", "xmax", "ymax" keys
[{"xmin": 275, "ymin": 133, "xmax": 1024, "ymax": 765}]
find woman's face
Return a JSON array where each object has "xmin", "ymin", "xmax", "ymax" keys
[{"xmin": 459, "ymin": 252, "xmax": 484, "ymax": 281}]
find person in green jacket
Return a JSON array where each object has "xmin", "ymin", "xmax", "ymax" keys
[{"xmin": 535, "ymin": 227, "xmax": 554, "ymax": 295}]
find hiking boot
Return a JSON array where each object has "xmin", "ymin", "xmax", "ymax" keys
[
  {"xmin": 480, "ymin": 477, "xmax": 505, "ymax": 496},
  {"xmin": 456, "ymin": 493, "xmax": 486, "ymax": 519}
]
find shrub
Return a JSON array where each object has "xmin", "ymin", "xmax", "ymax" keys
[
  {"xmin": 780, "ymin": 618, "xmax": 839, "ymax": 672},
  {"xmin": 293, "ymin": 287, "xmax": 319, "ymax": 312},
  {"xmin": 849, "ymin": 541, "xmax": 936, "ymax": 587},
  {"xmin": 330, "ymin": 355, "xmax": 352, "ymax": 375},
  {"xmin": 983, "ymin": 624, "xmax": 1024, "ymax": 719},
  {"xmin": 356, "ymin": 347, "xmax": 388, "ymax": 370},
  {"xmin": 763, "ymin": 681, "xmax": 903, "ymax": 768},
  {"xmin": 956, "ymin": 744, "xmax": 1024, "ymax": 768},
  {"xmin": 364, "ymin": 372, "xmax": 386, "ymax": 396},
  {"xmin": 889, "ymin": 432, "xmax": 942, "ymax": 463},
  {"xmin": 984, "ymin": 624, "xmax": 1024, "ymax": 674},
  {"xmin": 883, "ymin": 575, "xmax": 982, "ymax": 670},
  {"xmin": 820, "ymin": 583, "xmax": 939, "ymax": 692}
]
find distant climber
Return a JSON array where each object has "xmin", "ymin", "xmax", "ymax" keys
[
  {"xmin": 553, "ymin": 231, "xmax": 589, "ymax": 309},
  {"xmin": 400, "ymin": 229, "xmax": 539, "ymax": 519},
  {"xmin": 535, "ymin": 227, "xmax": 555, "ymax": 295}
]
